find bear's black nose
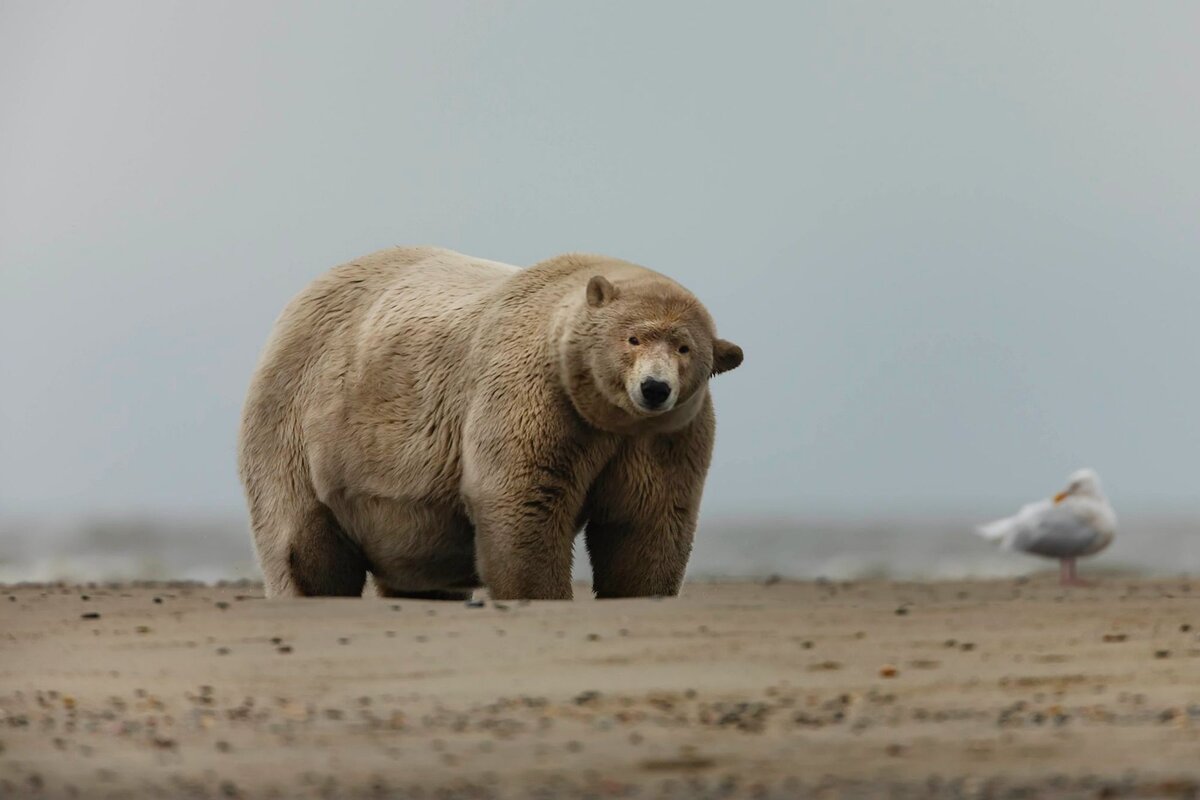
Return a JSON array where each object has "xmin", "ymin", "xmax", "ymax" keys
[{"xmin": 639, "ymin": 378, "xmax": 672, "ymax": 409}]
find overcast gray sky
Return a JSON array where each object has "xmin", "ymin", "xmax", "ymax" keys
[{"xmin": 2, "ymin": 1, "xmax": 1198, "ymax": 521}]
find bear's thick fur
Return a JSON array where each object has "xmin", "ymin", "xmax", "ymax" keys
[{"xmin": 238, "ymin": 247, "xmax": 742, "ymax": 600}]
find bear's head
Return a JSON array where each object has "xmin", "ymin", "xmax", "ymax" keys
[{"xmin": 564, "ymin": 272, "xmax": 742, "ymax": 432}]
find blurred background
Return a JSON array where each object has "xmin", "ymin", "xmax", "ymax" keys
[{"xmin": 2, "ymin": 2, "xmax": 1197, "ymax": 583}]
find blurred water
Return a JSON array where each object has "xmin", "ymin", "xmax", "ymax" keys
[
  {"xmin": 0, "ymin": 515, "xmax": 259, "ymax": 585},
  {"xmin": 0, "ymin": 513, "xmax": 1195, "ymax": 585},
  {"xmin": 685, "ymin": 515, "xmax": 1200, "ymax": 581}
]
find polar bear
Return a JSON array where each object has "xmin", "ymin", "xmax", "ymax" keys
[{"xmin": 238, "ymin": 247, "xmax": 742, "ymax": 600}]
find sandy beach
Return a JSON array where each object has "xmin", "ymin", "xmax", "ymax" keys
[{"xmin": 3, "ymin": 577, "xmax": 1200, "ymax": 799}]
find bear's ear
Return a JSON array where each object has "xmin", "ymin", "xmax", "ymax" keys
[
  {"xmin": 711, "ymin": 338, "xmax": 744, "ymax": 376},
  {"xmin": 586, "ymin": 275, "xmax": 619, "ymax": 308}
]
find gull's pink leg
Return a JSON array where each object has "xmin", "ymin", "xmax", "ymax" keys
[{"xmin": 1059, "ymin": 557, "xmax": 1088, "ymax": 587}]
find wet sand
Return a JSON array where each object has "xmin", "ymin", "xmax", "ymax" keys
[{"xmin": 3, "ymin": 578, "xmax": 1200, "ymax": 799}]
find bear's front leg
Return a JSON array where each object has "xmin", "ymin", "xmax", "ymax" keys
[
  {"xmin": 471, "ymin": 497, "xmax": 577, "ymax": 600},
  {"xmin": 584, "ymin": 406, "xmax": 715, "ymax": 598},
  {"xmin": 463, "ymin": 402, "xmax": 614, "ymax": 601}
]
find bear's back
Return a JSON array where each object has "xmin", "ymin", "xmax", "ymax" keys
[
  {"xmin": 255, "ymin": 247, "xmax": 515, "ymax": 384},
  {"xmin": 241, "ymin": 247, "xmax": 530, "ymax": 509}
]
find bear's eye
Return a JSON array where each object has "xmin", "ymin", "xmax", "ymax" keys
[
  {"xmin": 678, "ymin": 345, "xmax": 690, "ymax": 354},
  {"xmin": 628, "ymin": 336, "xmax": 640, "ymax": 346}
]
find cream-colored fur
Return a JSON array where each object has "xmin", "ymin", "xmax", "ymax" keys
[{"xmin": 238, "ymin": 247, "xmax": 742, "ymax": 600}]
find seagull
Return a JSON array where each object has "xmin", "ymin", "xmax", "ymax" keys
[{"xmin": 975, "ymin": 468, "xmax": 1117, "ymax": 586}]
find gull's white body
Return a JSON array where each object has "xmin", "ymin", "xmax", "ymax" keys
[{"xmin": 976, "ymin": 468, "xmax": 1117, "ymax": 583}]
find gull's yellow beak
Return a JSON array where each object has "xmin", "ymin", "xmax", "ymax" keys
[{"xmin": 1053, "ymin": 490, "xmax": 1070, "ymax": 504}]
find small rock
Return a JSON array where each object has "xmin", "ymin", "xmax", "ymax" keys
[
  {"xmin": 81, "ymin": 612, "xmax": 100, "ymax": 620},
  {"xmin": 879, "ymin": 665, "xmax": 899, "ymax": 678},
  {"xmin": 1155, "ymin": 650, "xmax": 1171, "ymax": 659},
  {"xmin": 465, "ymin": 599, "xmax": 485, "ymax": 608},
  {"xmin": 277, "ymin": 645, "xmax": 293, "ymax": 654}
]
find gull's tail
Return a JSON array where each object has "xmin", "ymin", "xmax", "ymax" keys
[{"xmin": 975, "ymin": 516, "xmax": 1015, "ymax": 543}]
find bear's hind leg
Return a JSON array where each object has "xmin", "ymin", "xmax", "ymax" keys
[{"xmin": 257, "ymin": 505, "xmax": 368, "ymax": 598}]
